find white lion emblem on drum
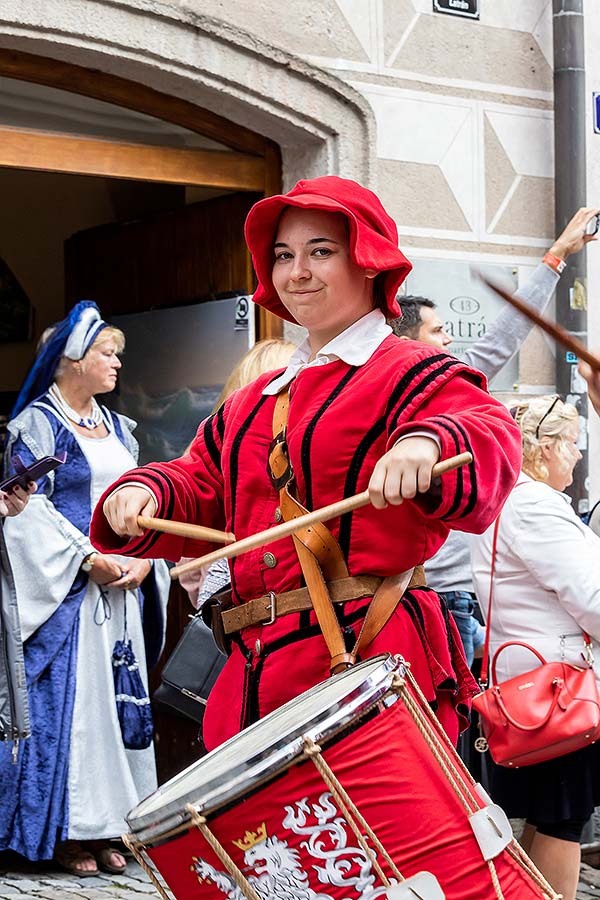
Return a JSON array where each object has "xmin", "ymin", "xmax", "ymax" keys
[{"xmin": 190, "ymin": 792, "xmax": 394, "ymax": 899}]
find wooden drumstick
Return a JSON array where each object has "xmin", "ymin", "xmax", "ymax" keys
[
  {"xmin": 481, "ymin": 275, "xmax": 600, "ymax": 371},
  {"xmin": 170, "ymin": 451, "xmax": 473, "ymax": 580},
  {"xmin": 136, "ymin": 516, "xmax": 236, "ymax": 544}
]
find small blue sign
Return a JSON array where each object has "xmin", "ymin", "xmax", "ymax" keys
[
  {"xmin": 566, "ymin": 351, "xmax": 578, "ymax": 363},
  {"xmin": 594, "ymin": 93, "xmax": 600, "ymax": 134}
]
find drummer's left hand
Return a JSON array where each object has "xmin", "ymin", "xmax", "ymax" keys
[
  {"xmin": 107, "ymin": 558, "xmax": 153, "ymax": 591},
  {"xmin": 369, "ymin": 436, "xmax": 440, "ymax": 509}
]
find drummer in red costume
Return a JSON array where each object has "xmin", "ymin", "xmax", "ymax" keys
[{"xmin": 91, "ymin": 176, "xmax": 521, "ymax": 750}]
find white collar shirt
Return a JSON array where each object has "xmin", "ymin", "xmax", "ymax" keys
[{"xmin": 262, "ymin": 309, "xmax": 392, "ymax": 395}]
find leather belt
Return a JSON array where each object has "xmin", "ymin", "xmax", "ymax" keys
[{"xmin": 222, "ymin": 566, "xmax": 426, "ymax": 635}]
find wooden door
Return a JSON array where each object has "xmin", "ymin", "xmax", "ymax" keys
[{"xmin": 65, "ymin": 191, "xmax": 261, "ymax": 782}]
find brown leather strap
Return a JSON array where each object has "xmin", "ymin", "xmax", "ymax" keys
[
  {"xmin": 267, "ymin": 388, "xmax": 426, "ymax": 673},
  {"xmin": 280, "ymin": 487, "xmax": 349, "ymax": 581},
  {"xmin": 222, "ymin": 575, "xmax": 384, "ymax": 634},
  {"xmin": 352, "ymin": 568, "xmax": 416, "ymax": 661},
  {"xmin": 221, "ymin": 565, "xmax": 426, "ymax": 636},
  {"xmin": 269, "ymin": 388, "xmax": 352, "ymax": 672},
  {"xmin": 293, "ymin": 536, "xmax": 354, "ymax": 672},
  {"xmin": 269, "ymin": 391, "xmax": 349, "ymax": 581}
]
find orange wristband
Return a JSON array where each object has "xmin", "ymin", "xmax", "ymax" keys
[{"xmin": 542, "ymin": 252, "xmax": 566, "ymax": 275}]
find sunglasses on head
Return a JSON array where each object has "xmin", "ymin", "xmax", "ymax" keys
[{"xmin": 535, "ymin": 395, "xmax": 560, "ymax": 441}]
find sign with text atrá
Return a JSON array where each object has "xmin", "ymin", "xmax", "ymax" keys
[
  {"xmin": 433, "ymin": 0, "xmax": 479, "ymax": 19},
  {"xmin": 402, "ymin": 259, "xmax": 518, "ymax": 392}
]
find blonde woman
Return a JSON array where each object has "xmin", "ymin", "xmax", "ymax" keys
[
  {"xmin": 179, "ymin": 338, "xmax": 296, "ymax": 607},
  {"xmin": 471, "ymin": 395, "xmax": 600, "ymax": 900},
  {"xmin": 214, "ymin": 338, "xmax": 297, "ymax": 411}
]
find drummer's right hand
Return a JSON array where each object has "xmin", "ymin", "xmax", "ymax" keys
[{"xmin": 102, "ymin": 486, "xmax": 157, "ymax": 537}]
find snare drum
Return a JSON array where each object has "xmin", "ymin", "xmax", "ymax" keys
[{"xmin": 126, "ymin": 655, "xmax": 557, "ymax": 900}]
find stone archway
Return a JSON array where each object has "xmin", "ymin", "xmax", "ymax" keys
[{"xmin": 0, "ymin": 0, "xmax": 374, "ymax": 188}]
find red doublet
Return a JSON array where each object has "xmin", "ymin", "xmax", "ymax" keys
[{"xmin": 91, "ymin": 337, "xmax": 522, "ymax": 748}]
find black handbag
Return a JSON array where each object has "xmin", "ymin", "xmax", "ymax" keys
[{"xmin": 153, "ymin": 612, "xmax": 227, "ymax": 724}]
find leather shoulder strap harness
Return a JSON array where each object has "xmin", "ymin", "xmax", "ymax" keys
[{"xmin": 267, "ymin": 387, "xmax": 422, "ymax": 674}]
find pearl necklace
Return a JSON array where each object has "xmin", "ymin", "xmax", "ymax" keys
[{"xmin": 50, "ymin": 383, "xmax": 103, "ymax": 430}]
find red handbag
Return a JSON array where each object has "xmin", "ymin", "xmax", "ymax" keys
[{"xmin": 473, "ymin": 496, "xmax": 600, "ymax": 768}]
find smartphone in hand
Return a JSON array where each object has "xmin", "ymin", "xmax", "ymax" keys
[
  {"xmin": 0, "ymin": 452, "xmax": 67, "ymax": 493},
  {"xmin": 586, "ymin": 213, "xmax": 600, "ymax": 236}
]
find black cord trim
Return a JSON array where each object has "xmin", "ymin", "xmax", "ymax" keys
[
  {"xmin": 215, "ymin": 403, "xmax": 226, "ymax": 444},
  {"xmin": 338, "ymin": 354, "xmax": 449, "ymax": 557},
  {"xmin": 437, "ymin": 414, "xmax": 477, "ymax": 516},
  {"xmin": 387, "ymin": 359, "xmax": 463, "ymax": 432},
  {"xmin": 229, "ymin": 395, "xmax": 269, "ymax": 584},
  {"xmin": 300, "ymin": 367, "xmax": 359, "ymax": 510},
  {"xmin": 126, "ymin": 470, "xmax": 176, "ymax": 555},
  {"xmin": 428, "ymin": 416, "xmax": 464, "ymax": 518},
  {"xmin": 203, "ymin": 414, "xmax": 221, "ymax": 473}
]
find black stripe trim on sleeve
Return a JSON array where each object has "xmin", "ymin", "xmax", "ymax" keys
[
  {"xmin": 338, "ymin": 354, "xmax": 449, "ymax": 557},
  {"xmin": 387, "ymin": 359, "xmax": 464, "ymax": 432},
  {"xmin": 301, "ymin": 367, "xmax": 359, "ymax": 510},
  {"xmin": 428, "ymin": 416, "xmax": 464, "ymax": 519},
  {"xmin": 126, "ymin": 469, "xmax": 177, "ymax": 556},
  {"xmin": 203, "ymin": 414, "xmax": 221, "ymax": 473},
  {"xmin": 437, "ymin": 414, "xmax": 478, "ymax": 516}
]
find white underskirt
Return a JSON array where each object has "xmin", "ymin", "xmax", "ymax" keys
[{"xmin": 67, "ymin": 581, "xmax": 158, "ymax": 839}]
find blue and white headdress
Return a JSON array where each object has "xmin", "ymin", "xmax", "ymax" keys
[{"xmin": 11, "ymin": 301, "xmax": 108, "ymax": 418}]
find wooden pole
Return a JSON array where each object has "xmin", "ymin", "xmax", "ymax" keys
[
  {"xmin": 170, "ymin": 452, "xmax": 472, "ymax": 580},
  {"xmin": 136, "ymin": 516, "xmax": 235, "ymax": 544},
  {"xmin": 481, "ymin": 275, "xmax": 600, "ymax": 370}
]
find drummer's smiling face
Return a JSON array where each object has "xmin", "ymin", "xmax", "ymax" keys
[{"xmin": 272, "ymin": 207, "xmax": 377, "ymax": 355}]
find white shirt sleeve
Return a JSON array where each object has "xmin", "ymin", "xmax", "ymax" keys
[
  {"xmin": 104, "ymin": 481, "xmax": 158, "ymax": 515},
  {"xmin": 463, "ymin": 263, "xmax": 559, "ymax": 381}
]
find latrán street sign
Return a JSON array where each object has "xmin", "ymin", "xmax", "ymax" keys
[{"xmin": 433, "ymin": 0, "xmax": 479, "ymax": 20}]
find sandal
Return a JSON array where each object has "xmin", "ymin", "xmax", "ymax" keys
[
  {"xmin": 54, "ymin": 840, "xmax": 99, "ymax": 877},
  {"xmin": 87, "ymin": 840, "xmax": 127, "ymax": 875}
]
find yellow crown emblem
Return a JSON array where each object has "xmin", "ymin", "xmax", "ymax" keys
[{"xmin": 232, "ymin": 822, "xmax": 268, "ymax": 851}]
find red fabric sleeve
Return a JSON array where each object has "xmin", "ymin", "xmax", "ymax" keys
[
  {"xmin": 387, "ymin": 368, "xmax": 521, "ymax": 533},
  {"xmin": 90, "ymin": 405, "xmax": 227, "ymax": 561}
]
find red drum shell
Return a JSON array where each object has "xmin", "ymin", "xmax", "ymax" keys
[{"xmin": 145, "ymin": 699, "xmax": 546, "ymax": 900}]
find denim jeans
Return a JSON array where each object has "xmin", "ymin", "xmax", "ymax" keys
[{"xmin": 439, "ymin": 590, "xmax": 484, "ymax": 667}]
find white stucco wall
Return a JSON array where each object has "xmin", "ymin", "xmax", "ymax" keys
[{"xmin": 5, "ymin": 0, "xmax": 596, "ymax": 481}]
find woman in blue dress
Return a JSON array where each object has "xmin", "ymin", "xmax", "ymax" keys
[{"xmin": 0, "ymin": 302, "xmax": 169, "ymax": 877}]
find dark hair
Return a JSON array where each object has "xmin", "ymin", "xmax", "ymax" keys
[
  {"xmin": 373, "ymin": 274, "xmax": 388, "ymax": 314},
  {"xmin": 389, "ymin": 295, "xmax": 436, "ymax": 338}
]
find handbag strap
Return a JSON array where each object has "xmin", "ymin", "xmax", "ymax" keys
[
  {"xmin": 490, "ymin": 640, "xmax": 548, "ymax": 685},
  {"xmin": 480, "ymin": 481, "xmax": 593, "ymax": 689},
  {"xmin": 479, "ymin": 514, "xmax": 501, "ymax": 689},
  {"xmin": 493, "ymin": 677, "xmax": 565, "ymax": 731}
]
